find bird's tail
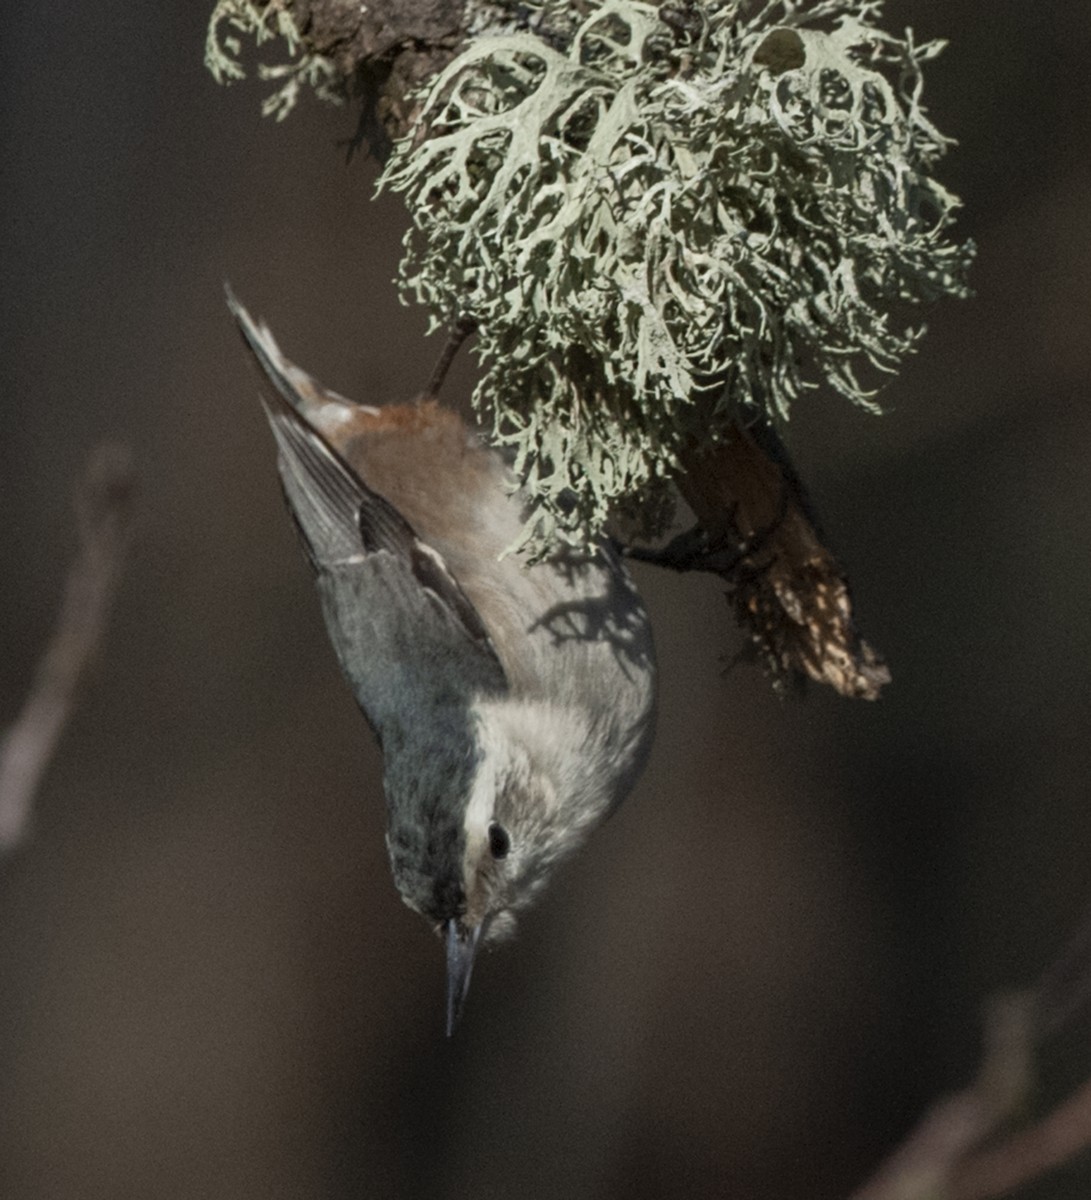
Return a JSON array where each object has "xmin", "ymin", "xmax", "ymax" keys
[{"xmin": 225, "ymin": 284, "xmax": 376, "ymax": 423}]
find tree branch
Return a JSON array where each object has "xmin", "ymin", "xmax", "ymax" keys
[
  {"xmin": 848, "ymin": 994, "xmax": 1034, "ymax": 1200},
  {"xmin": 952, "ymin": 1076, "xmax": 1091, "ymax": 1200},
  {"xmin": 0, "ymin": 442, "xmax": 137, "ymax": 851},
  {"xmin": 850, "ymin": 903, "xmax": 1091, "ymax": 1200}
]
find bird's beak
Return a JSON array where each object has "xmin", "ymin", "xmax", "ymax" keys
[{"xmin": 445, "ymin": 918, "xmax": 483, "ymax": 1037}]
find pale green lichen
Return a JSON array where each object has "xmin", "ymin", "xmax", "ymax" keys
[
  {"xmin": 206, "ymin": 0, "xmax": 343, "ymax": 119},
  {"xmin": 380, "ymin": 0, "xmax": 974, "ymax": 554}
]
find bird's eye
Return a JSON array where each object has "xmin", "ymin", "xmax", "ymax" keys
[{"xmin": 487, "ymin": 821, "xmax": 511, "ymax": 860}]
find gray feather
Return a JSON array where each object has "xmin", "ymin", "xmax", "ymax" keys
[{"xmin": 230, "ymin": 292, "xmax": 509, "ymax": 744}]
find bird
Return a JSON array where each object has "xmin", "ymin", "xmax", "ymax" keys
[{"xmin": 228, "ymin": 290, "xmax": 657, "ymax": 1034}]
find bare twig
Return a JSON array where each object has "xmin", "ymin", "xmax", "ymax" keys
[
  {"xmin": 850, "ymin": 902, "xmax": 1091, "ymax": 1200},
  {"xmin": 848, "ymin": 994, "xmax": 1035, "ymax": 1200},
  {"xmin": 952, "ymin": 1075, "xmax": 1091, "ymax": 1199},
  {"xmin": 0, "ymin": 442, "xmax": 137, "ymax": 850},
  {"xmin": 422, "ymin": 315, "xmax": 477, "ymax": 401},
  {"xmin": 942, "ymin": 903, "xmax": 1091, "ymax": 1199},
  {"xmin": 1032, "ymin": 899, "xmax": 1091, "ymax": 1040}
]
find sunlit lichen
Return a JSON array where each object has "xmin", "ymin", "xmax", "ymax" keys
[
  {"xmin": 206, "ymin": 0, "xmax": 343, "ymax": 120},
  {"xmin": 380, "ymin": 0, "xmax": 974, "ymax": 554}
]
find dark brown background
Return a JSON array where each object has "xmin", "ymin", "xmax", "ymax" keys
[{"xmin": 2, "ymin": 3, "xmax": 1090, "ymax": 1197}]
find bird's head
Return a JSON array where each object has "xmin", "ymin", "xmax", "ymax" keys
[{"xmin": 385, "ymin": 699, "xmax": 605, "ymax": 1034}]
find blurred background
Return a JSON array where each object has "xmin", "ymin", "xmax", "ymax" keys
[{"xmin": 2, "ymin": 2, "xmax": 1090, "ymax": 1197}]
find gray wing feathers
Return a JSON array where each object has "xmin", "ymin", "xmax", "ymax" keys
[
  {"xmin": 318, "ymin": 559, "xmax": 508, "ymax": 738},
  {"xmin": 229, "ymin": 287, "xmax": 509, "ymax": 731},
  {"xmin": 261, "ymin": 394, "xmax": 371, "ymax": 567}
]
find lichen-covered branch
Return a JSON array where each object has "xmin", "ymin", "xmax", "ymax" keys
[
  {"xmin": 206, "ymin": 0, "xmax": 468, "ymax": 143},
  {"xmin": 379, "ymin": 1, "xmax": 973, "ymax": 554},
  {"xmin": 207, "ymin": 0, "xmax": 975, "ymax": 695},
  {"xmin": 0, "ymin": 444, "xmax": 137, "ymax": 851}
]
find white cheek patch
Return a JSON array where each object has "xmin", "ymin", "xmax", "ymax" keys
[{"xmin": 462, "ymin": 737, "xmax": 499, "ymax": 887}]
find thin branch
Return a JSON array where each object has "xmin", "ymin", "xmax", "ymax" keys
[
  {"xmin": 952, "ymin": 1076, "xmax": 1091, "ymax": 1200},
  {"xmin": 848, "ymin": 994, "xmax": 1035, "ymax": 1200},
  {"xmin": 849, "ymin": 901, "xmax": 1091, "ymax": 1200},
  {"xmin": 1032, "ymin": 899, "xmax": 1091, "ymax": 1040},
  {"xmin": 422, "ymin": 315, "xmax": 477, "ymax": 401},
  {"xmin": 0, "ymin": 442, "xmax": 137, "ymax": 851}
]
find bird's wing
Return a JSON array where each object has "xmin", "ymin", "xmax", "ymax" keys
[{"xmin": 230, "ymin": 290, "xmax": 509, "ymax": 730}]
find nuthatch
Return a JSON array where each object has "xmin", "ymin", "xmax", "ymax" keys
[{"xmin": 229, "ymin": 292, "xmax": 657, "ymax": 1033}]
